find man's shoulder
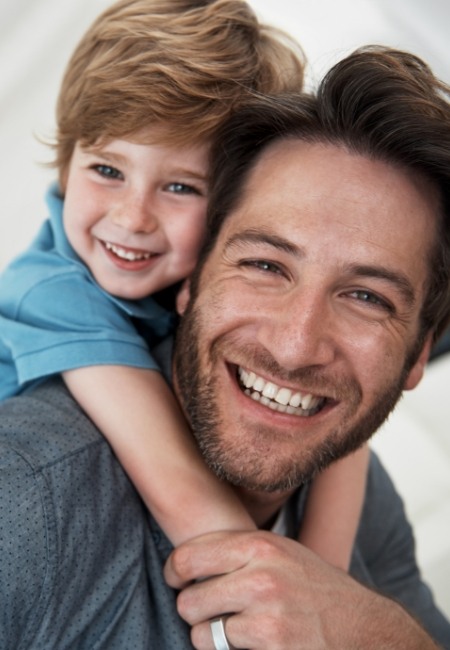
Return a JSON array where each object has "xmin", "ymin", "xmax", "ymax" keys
[
  {"xmin": 0, "ymin": 379, "xmax": 167, "ymax": 649},
  {"xmin": 352, "ymin": 450, "xmax": 417, "ymax": 582},
  {"xmin": 0, "ymin": 377, "xmax": 104, "ymax": 467},
  {"xmin": 0, "ymin": 378, "xmax": 129, "ymax": 518}
]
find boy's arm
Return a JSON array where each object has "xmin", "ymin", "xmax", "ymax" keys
[
  {"xmin": 63, "ymin": 365, "xmax": 255, "ymax": 545},
  {"xmin": 298, "ymin": 445, "xmax": 369, "ymax": 570}
]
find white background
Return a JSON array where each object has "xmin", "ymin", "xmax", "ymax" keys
[{"xmin": 0, "ymin": 0, "xmax": 449, "ymax": 618}]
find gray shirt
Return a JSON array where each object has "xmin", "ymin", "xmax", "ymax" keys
[{"xmin": 1, "ymin": 376, "xmax": 449, "ymax": 649}]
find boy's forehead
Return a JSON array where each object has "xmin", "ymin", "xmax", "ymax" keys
[
  {"xmin": 74, "ymin": 120, "xmax": 213, "ymax": 151},
  {"xmin": 74, "ymin": 131, "xmax": 211, "ymax": 164},
  {"xmin": 125, "ymin": 124, "xmax": 213, "ymax": 151}
]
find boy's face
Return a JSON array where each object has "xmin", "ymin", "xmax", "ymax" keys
[{"xmin": 63, "ymin": 136, "xmax": 209, "ymax": 299}]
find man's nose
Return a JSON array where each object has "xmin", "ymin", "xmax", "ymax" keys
[
  {"xmin": 256, "ymin": 291, "xmax": 337, "ymax": 371},
  {"xmin": 111, "ymin": 193, "xmax": 158, "ymax": 233}
]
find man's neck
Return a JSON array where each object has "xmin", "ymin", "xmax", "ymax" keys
[{"xmin": 235, "ymin": 486, "xmax": 296, "ymax": 529}]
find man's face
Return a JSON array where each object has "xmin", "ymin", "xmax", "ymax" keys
[{"xmin": 175, "ymin": 139, "xmax": 436, "ymax": 494}]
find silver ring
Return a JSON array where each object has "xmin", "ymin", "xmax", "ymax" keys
[{"xmin": 210, "ymin": 616, "xmax": 234, "ymax": 650}]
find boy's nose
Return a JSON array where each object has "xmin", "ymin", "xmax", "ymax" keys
[{"xmin": 112, "ymin": 196, "xmax": 158, "ymax": 233}]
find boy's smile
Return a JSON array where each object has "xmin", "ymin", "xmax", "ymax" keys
[
  {"xmin": 101, "ymin": 240, "xmax": 161, "ymax": 272},
  {"xmin": 63, "ymin": 136, "xmax": 209, "ymax": 299}
]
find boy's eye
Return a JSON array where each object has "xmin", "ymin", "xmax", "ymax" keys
[
  {"xmin": 92, "ymin": 164, "xmax": 124, "ymax": 180},
  {"xmin": 166, "ymin": 182, "xmax": 199, "ymax": 195}
]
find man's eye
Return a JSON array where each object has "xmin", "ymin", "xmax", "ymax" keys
[
  {"xmin": 350, "ymin": 289, "xmax": 392, "ymax": 311},
  {"xmin": 166, "ymin": 182, "xmax": 199, "ymax": 195},
  {"xmin": 241, "ymin": 259, "xmax": 283, "ymax": 275},
  {"xmin": 92, "ymin": 164, "xmax": 123, "ymax": 180}
]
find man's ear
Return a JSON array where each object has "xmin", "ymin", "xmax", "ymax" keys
[
  {"xmin": 176, "ymin": 278, "xmax": 191, "ymax": 316},
  {"xmin": 404, "ymin": 335, "xmax": 433, "ymax": 391}
]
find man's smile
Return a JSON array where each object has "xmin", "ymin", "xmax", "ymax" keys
[{"xmin": 237, "ymin": 366, "xmax": 326, "ymax": 416}]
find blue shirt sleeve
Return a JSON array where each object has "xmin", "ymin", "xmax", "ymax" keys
[{"xmin": 1, "ymin": 268, "xmax": 160, "ymax": 394}]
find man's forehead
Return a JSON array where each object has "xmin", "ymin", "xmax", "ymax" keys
[
  {"xmin": 211, "ymin": 138, "xmax": 439, "ymax": 294},
  {"xmin": 230, "ymin": 137, "xmax": 440, "ymax": 227}
]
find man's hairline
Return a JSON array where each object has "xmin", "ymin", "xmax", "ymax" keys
[{"xmin": 192, "ymin": 133, "xmax": 441, "ymax": 353}]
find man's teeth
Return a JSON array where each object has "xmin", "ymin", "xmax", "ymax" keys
[
  {"xmin": 238, "ymin": 367, "xmax": 323, "ymax": 416},
  {"xmin": 105, "ymin": 241, "xmax": 152, "ymax": 261}
]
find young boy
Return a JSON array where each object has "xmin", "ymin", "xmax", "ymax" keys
[{"xmin": 0, "ymin": 0, "xmax": 368, "ymax": 571}]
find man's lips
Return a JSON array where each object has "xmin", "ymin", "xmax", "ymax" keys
[{"xmin": 237, "ymin": 366, "xmax": 326, "ymax": 416}]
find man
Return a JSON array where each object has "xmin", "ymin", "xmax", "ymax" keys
[
  {"xmin": 165, "ymin": 46, "xmax": 450, "ymax": 648},
  {"xmin": 1, "ymin": 47, "xmax": 450, "ymax": 649}
]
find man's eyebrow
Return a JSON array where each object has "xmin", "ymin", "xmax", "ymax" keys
[
  {"xmin": 224, "ymin": 232, "xmax": 417, "ymax": 305},
  {"xmin": 348, "ymin": 264, "xmax": 416, "ymax": 306},
  {"xmin": 224, "ymin": 229, "xmax": 302, "ymax": 257}
]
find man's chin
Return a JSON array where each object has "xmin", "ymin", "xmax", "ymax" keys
[
  {"xmin": 174, "ymin": 297, "xmax": 408, "ymax": 495},
  {"xmin": 199, "ymin": 442, "xmax": 323, "ymax": 493}
]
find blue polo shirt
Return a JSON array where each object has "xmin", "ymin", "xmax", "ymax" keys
[{"xmin": 0, "ymin": 185, "xmax": 174, "ymax": 400}]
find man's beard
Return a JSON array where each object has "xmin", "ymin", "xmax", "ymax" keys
[{"xmin": 174, "ymin": 300, "xmax": 413, "ymax": 493}]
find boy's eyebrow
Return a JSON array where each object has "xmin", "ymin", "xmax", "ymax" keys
[
  {"xmin": 81, "ymin": 146, "xmax": 207, "ymax": 180},
  {"xmin": 224, "ymin": 229, "xmax": 416, "ymax": 305},
  {"xmin": 82, "ymin": 146, "xmax": 128, "ymax": 166},
  {"xmin": 171, "ymin": 167, "xmax": 208, "ymax": 180}
]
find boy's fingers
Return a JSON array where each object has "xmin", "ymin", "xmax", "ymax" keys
[{"xmin": 163, "ymin": 530, "xmax": 253, "ymax": 588}]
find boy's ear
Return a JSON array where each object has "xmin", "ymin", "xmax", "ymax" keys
[
  {"xmin": 176, "ymin": 279, "xmax": 191, "ymax": 315},
  {"xmin": 404, "ymin": 334, "xmax": 433, "ymax": 391}
]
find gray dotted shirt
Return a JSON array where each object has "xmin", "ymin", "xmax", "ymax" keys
[{"xmin": 1, "ymin": 375, "xmax": 449, "ymax": 649}]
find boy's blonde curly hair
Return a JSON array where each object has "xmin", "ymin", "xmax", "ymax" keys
[{"xmin": 54, "ymin": 0, "xmax": 305, "ymax": 187}]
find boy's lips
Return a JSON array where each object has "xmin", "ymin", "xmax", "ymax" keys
[
  {"xmin": 103, "ymin": 240, "xmax": 158, "ymax": 261},
  {"xmin": 237, "ymin": 366, "xmax": 327, "ymax": 416},
  {"xmin": 99, "ymin": 239, "xmax": 162, "ymax": 271}
]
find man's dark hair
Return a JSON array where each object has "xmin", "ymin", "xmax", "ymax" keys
[{"xmin": 199, "ymin": 46, "xmax": 450, "ymax": 344}]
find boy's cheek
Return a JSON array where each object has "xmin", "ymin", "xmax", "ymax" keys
[{"xmin": 176, "ymin": 279, "xmax": 191, "ymax": 315}]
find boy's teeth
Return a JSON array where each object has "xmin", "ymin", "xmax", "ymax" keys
[
  {"xmin": 105, "ymin": 241, "xmax": 151, "ymax": 261},
  {"xmin": 238, "ymin": 367, "xmax": 323, "ymax": 416}
]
